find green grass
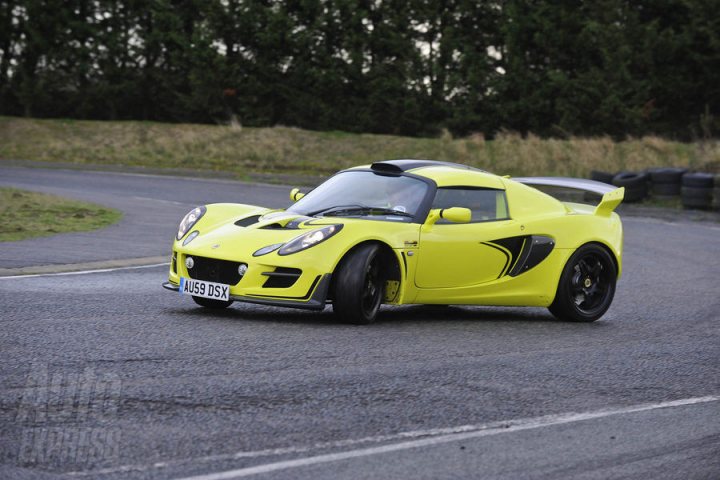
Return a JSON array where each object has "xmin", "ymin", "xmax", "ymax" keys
[
  {"xmin": 0, "ymin": 188, "xmax": 122, "ymax": 242},
  {"xmin": 1, "ymin": 116, "xmax": 719, "ymax": 179}
]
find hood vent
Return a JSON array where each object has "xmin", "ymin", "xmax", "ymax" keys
[
  {"xmin": 235, "ymin": 215, "xmax": 261, "ymax": 227},
  {"xmin": 259, "ymin": 216, "xmax": 312, "ymax": 230}
]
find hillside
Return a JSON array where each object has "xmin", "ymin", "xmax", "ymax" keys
[{"xmin": 1, "ymin": 117, "xmax": 718, "ymax": 182}]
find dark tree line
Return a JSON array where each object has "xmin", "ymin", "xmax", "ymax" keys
[{"xmin": 1, "ymin": 0, "xmax": 719, "ymax": 139}]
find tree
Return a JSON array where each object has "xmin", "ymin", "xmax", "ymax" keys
[{"xmin": 0, "ymin": 0, "xmax": 718, "ymax": 139}]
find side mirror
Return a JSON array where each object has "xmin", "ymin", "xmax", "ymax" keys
[
  {"xmin": 290, "ymin": 188, "xmax": 305, "ymax": 202},
  {"xmin": 441, "ymin": 207, "xmax": 472, "ymax": 223},
  {"xmin": 423, "ymin": 207, "xmax": 471, "ymax": 231}
]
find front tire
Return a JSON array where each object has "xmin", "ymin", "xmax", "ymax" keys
[
  {"xmin": 332, "ymin": 244, "xmax": 384, "ymax": 324},
  {"xmin": 549, "ymin": 244, "xmax": 617, "ymax": 322},
  {"xmin": 192, "ymin": 296, "xmax": 233, "ymax": 309}
]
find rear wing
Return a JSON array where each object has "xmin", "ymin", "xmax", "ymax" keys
[{"xmin": 512, "ymin": 177, "xmax": 624, "ymax": 217}]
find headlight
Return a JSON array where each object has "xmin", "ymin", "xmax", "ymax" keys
[
  {"xmin": 177, "ymin": 206, "xmax": 206, "ymax": 240},
  {"xmin": 253, "ymin": 243, "xmax": 285, "ymax": 257},
  {"xmin": 277, "ymin": 225, "xmax": 343, "ymax": 256},
  {"xmin": 182, "ymin": 230, "xmax": 199, "ymax": 246}
]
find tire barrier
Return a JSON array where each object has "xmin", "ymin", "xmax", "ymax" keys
[
  {"xmin": 681, "ymin": 172, "xmax": 714, "ymax": 210},
  {"xmin": 590, "ymin": 170, "xmax": 616, "ymax": 185},
  {"xmin": 612, "ymin": 171, "xmax": 649, "ymax": 203},
  {"xmin": 587, "ymin": 168, "xmax": 719, "ymax": 208},
  {"xmin": 648, "ymin": 167, "xmax": 686, "ymax": 199}
]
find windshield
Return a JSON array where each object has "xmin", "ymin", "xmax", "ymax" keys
[{"xmin": 287, "ymin": 171, "xmax": 431, "ymax": 222}]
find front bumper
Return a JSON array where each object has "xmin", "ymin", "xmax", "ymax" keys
[
  {"xmin": 167, "ymin": 242, "xmax": 336, "ymax": 308},
  {"xmin": 162, "ymin": 273, "xmax": 332, "ymax": 311}
]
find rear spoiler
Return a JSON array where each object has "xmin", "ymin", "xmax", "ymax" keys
[{"xmin": 512, "ymin": 177, "xmax": 625, "ymax": 217}]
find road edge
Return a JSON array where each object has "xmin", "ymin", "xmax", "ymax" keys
[{"xmin": 0, "ymin": 256, "xmax": 169, "ymax": 277}]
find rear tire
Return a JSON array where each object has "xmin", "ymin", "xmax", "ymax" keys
[
  {"xmin": 332, "ymin": 244, "xmax": 384, "ymax": 324},
  {"xmin": 192, "ymin": 296, "xmax": 233, "ymax": 309},
  {"xmin": 549, "ymin": 244, "xmax": 617, "ymax": 322}
]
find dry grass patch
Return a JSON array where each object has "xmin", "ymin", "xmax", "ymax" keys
[{"xmin": 1, "ymin": 116, "xmax": 718, "ymax": 179}]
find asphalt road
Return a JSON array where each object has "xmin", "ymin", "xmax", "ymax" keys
[
  {"xmin": 0, "ymin": 165, "xmax": 719, "ymax": 479},
  {"xmin": 0, "ymin": 166, "xmax": 289, "ymax": 268}
]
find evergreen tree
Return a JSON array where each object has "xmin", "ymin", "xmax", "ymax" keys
[{"xmin": 1, "ymin": 0, "xmax": 718, "ymax": 139}]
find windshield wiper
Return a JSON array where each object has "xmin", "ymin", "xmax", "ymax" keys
[
  {"xmin": 311, "ymin": 205, "xmax": 414, "ymax": 218},
  {"xmin": 307, "ymin": 204, "xmax": 371, "ymax": 217},
  {"xmin": 361, "ymin": 207, "xmax": 415, "ymax": 218}
]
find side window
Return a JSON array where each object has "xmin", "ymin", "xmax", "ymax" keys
[{"xmin": 432, "ymin": 187, "xmax": 509, "ymax": 223}]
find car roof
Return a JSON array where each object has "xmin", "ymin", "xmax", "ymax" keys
[{"xmin": 363, "ymin": 159, "xmax": 506, "ymax": 189}]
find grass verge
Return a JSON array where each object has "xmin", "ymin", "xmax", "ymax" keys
[
  {"xmin": 0, "ymin": 188, "xmax": 122, "ymax": 242},
  {"xmin": 2, "ymin": 116, "xmax": 719, "ymax": 180}
]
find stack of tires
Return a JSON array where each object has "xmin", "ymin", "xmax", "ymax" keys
[
  {"xmin": 610, "ymin": 172, "xmax": 649, "ymax": 203},
  {"xmin": 590, "ymin": 170, "xmax": 649, "ymax": 203},
  {"xmin": 681, "ymin": 173, "xmax": 714, "ymax": 210},
  {"xmin": 590, "ymin": 170, "xmax": 615, "ymax": 185},
  {"xmin": 647, "ymin": 167, "xmax": 686, "ymax": 200},
  {"xmin": 589, "ymin": 168, "xmax": 720, "ymax": 208}
]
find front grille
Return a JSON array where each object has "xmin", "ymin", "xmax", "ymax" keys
[{"xmin": 186, "ymin": 255, "xmax": 243, "ymax": 285}]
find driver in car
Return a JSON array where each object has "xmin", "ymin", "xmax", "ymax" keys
[{"xmin": 385, "ymin": 181, "xmax": 426, "ymax": 213}]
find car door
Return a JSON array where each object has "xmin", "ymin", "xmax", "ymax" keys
[{"xmin": 414, "ymin": 187, "xmax": 520, "ymax": 289}]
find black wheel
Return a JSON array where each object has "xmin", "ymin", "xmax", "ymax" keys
[
  {"xmin": 549, "ymin": 244, "xmax": 617, "ymax": 322},
  {"xmin": 332, "ymin": 244, "xmax": 384, "ymax": 324},
  {"xmin": 192, "ymin": 296, "xmax": 233, "ymax": 309}
]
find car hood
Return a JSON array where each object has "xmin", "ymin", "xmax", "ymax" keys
[{"xmin": 178, "ymin": 206, "xmax": 419, "ymax": 259}]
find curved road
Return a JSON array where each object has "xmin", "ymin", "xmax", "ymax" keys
[{"xmin": 0, "ymin": 165, "xmax": 719, "ymax": 479}]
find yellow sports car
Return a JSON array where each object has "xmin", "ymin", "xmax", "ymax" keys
[{"xmin": 163, "ymin": 160, "xmax": 624, "ymax": 324}]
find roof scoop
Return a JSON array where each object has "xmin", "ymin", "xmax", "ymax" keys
[
  {"xmin": 370, "ymin": 162, "xmax": 404, "ymax": 173},
  {"xmin": 371, "ymin": 159, "xmax": 483, "ymax": 173}
]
